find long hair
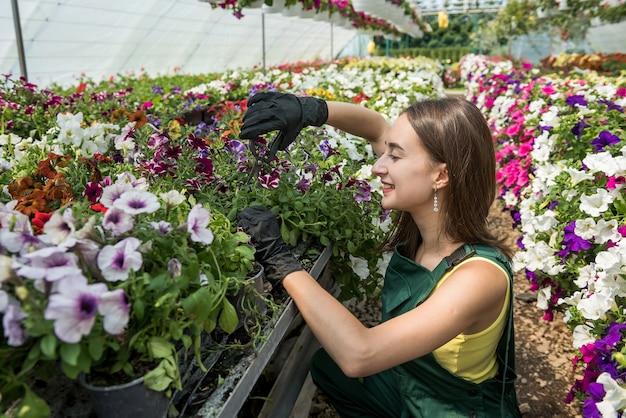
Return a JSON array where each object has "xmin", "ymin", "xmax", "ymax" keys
[{"xmin": 380, "ymin": 97, "xmax": 513, "ymax": 260}]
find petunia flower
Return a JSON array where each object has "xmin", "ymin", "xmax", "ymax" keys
[
  {"xmin": 159, "ymin": 190, "xmax": 185, "ymax": 208},
  {"xmin": 596, "ymin": 373, "xmax": 626, "ymax": 417},
  {"xmin": 2, "ymin": 303, "xmax": 27, "ymax": 346},
  {"xmin": 99, "ymin": 182, "xmax": 134, "ymax": 208},
  {"xmin": 17, "ymin": 246, "xmax": 84, "ymax": 283},
  {"xmin": 102, "ymin": 206, "xmax": 134, "ymax": 236},
  {"xmin": 41, "ymin": 208, "xmax": 76, "ymax": 246},
  {"xmin": 98, "ymin": 289, "xmax": 130, "ymax": 335},
  {"xmin": 97, "ymin": 237, "xmax": 143, "ymax": 282},
  {"xmin": 590, "ymin": 130, "xmax": 620, "ymax": 152},
  {"xmin": 113, "ymin": 191, "xmax": 160, "ymax": 215},
  {"xmin": 44, "ymin": 276, "xmax": 108, "ymax": 343},
  {"xmin": 187, "ymin": 204, "xmax": 214, "ymax": 245}
]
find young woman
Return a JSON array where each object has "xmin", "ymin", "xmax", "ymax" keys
[{"xmin": 237, "ymin": 92, "xmax": 522, "ymax": 417}]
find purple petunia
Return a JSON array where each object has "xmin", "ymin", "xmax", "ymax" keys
[
  {"xmin": 561, "ymin": 221, "xmax": 592, "ymax": 254},
  {"xmin": 590, "ymin": 130, "xmax": 620, "ymax": 152},
  {"xmin": 565, "ymin": 94, "xmax": 588, "ymax": 107}
]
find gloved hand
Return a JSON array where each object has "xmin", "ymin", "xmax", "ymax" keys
[
  {"xmin": 239, "ymin": 92, "xmax": 328, "ymax": 155},
  {"xmin": 237, "ymin": 206, "xmax": 303, "ymax": 286}
]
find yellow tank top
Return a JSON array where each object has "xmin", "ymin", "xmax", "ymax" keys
[{"xmin": 431, "ymin": 257, "xmax": 511, "ymax": 383}]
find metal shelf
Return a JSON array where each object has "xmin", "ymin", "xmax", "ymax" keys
[{"xmin": 193, "ymin": 244, "xmax": 333, "ymax": 418}]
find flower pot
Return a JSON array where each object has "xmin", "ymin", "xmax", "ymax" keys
[
  {"xmin": 281, "ymin": 4, "xmax": 301, "ymax": 17},
  {"xmin": 245, "ymin": 0, "xmax": 264, "ymax": 8},
  {"xmin": 79, "ymin": 374, "xmax": 169, "ymax": 418},
  {"xmin": 261, "ymin": 0, "xmax": 286, "ymax": 13},
  {"xmin": 227, "ymin": 264, "xmax": 267, "ymax": 327}
]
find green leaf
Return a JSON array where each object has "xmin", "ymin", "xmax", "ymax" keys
[
  {"xmin": 143, "ymin": 362, "xmax": 172, "ymax": 392},
  {"xmin": 59, "ymin": 343, "xmax": 81, "ymax": 367},
  {"xmin": 614, "ymin": 195, "xmax": 626, "ymax": 215},
  {"xmin": 320, "ymin": 235, "xmax": 330, "ymax": 247},
  {"xmin": 218, "ymin": 298, "xmax": 239, "ymax": 334},
  {"xmin": 88, "ymin": 338, "xmax": 104, "ymax": 361},
  {"xmin": 39, "ymin": 334, "xmax": 57, "ymax": 358},
  {"xmin": 182, "ymin": 287, "xmax": 215, "ymax": 322},
  {"xmin": 134, "ymin": 299, "xmax": 145, "ymax": 320},
  {"xmin": 147, "ymin": 337, "xmax": 174, "ymax": 359},
  {"xmin": 15, "ymin": 386, "xmax": 51, "ymax": 418}
]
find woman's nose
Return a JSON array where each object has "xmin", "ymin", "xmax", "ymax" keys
[{"xmin": 372, "ymin": 157, "xmax": 386, "ymax": 176}]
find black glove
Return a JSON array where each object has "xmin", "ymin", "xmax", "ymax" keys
[
  {"xmin": 236, "ymin": 206, "xmax": 303, "ymax": 286},
  {"xmin": 239, "ymin": 92, "xmax": 328, "ymax": 155}
]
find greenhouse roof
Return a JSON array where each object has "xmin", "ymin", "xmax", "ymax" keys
[{"xmin": 0, "ymin": 0, "xmax": 359, "ymax": 87}]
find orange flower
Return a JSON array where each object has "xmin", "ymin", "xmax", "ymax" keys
[
  {"xmin": 110, "ymin": 108, "xmax": 130, "ymax": 123},
  {"xmin": 13, "ymin": 190, "xmax": 49, "ymax": 217},
  {"xmin": 129, "ymin": 109, "xmax": 148, "ymax": 129},
  {"xmin": 35, "ymin": 153, "xmax": 71, "ymax": 179},
  {"xmin": 8, "ymin": 176, "xmax": 43, "ymax": 199},
  {"xmin": 43, "ymin": 174, "xmax": 73, "ymax": 207}
]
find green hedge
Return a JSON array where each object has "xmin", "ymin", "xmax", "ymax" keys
[{"xmin": 377, "ymin": 47, "xmax": 473, "ymax": 63}]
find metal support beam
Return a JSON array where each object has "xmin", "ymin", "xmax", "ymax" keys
[
  {"xmin": 11, "ymin": 0, "xmax": 28, "ymax": 80},
  {"xmin": 262, "ymin": 13, "xmax": 266, "ymax": 74}
]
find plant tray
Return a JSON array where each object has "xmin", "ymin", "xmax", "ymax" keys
[{"xmin": 173, "ymin": 244, "xmax": 332, "ymax": 417}]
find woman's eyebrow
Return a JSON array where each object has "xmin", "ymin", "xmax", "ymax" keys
[{"xmin": 388, "ymin": 142, "xmax": 405, "ymax": 152}]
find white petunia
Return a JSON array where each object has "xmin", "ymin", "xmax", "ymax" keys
[
  {"xmin": 571, "ymin": 324, "xmax": 595, "ymax": 348},
  {"xmin": 349, "ymin": 255, "xmax": 369, "ymax": 281},
  {"xmin": 580, "ymin": 188, "xmax": 613, "ymax": 217},
  {"xmin": 596, "ymin": 373, "xmax": 626, "ymax": 417},
  {"xmin": 113, "ymin": 191, "xmax": 160, "ymax": 215},
  {"xmin": 97, "ymin": 237, "xmax": 143, "ymax": 282},
  {"xmin": 574, "ymin": 218, "xmax": 596, "ymax": 240},
  {"xmin": 160, "ymin": 190, "xmax": 185, "ymax": 208},
  {"xmin": 583, "ymin": 151, "xmax": 620, "ymax": 177},
  {"xmin": 536, "ymin": 287, "xmax": 552, "ymax": 311},
  {"xmin": 577, "ymin": 288, "xmax": 616, "ymax": 320}
]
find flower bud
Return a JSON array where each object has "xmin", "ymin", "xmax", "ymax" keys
[{"xmin": 15, "ymin": 286, "xmax": 28, "ymax": 301}]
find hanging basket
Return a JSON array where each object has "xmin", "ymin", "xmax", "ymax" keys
[{"xmin": 262, "ymin": 0, "xmax": 287, "ymax": 13}]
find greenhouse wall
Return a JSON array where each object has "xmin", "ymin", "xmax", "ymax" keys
[{"xmin": 0, "ymin": 0, "xmax": 358, "ymax": 87}]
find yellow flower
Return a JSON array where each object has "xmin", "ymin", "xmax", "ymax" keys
[{"xmin": 438, "ymin": 11, "xmax": 448, "ymax": 28}]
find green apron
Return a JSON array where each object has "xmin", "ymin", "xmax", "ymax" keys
[
  {"xmin": 310, "ymin": 243, "xmax": 521, "ymax": 418},
  {"xmin": 382, "ymin": 243, "xmax": 521, "ymax": 418}
]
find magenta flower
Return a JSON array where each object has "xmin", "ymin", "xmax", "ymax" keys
[
  {"xmin": 259, "ymin": 170, "xmax": 280, "ymax": 189},
  {"xmin": 97, "ymin": 237, "xmax": 143, "ymax": 282},
  {"xmin": 83, "ymin": 181, "xmax": 103, "ymax": 203}
]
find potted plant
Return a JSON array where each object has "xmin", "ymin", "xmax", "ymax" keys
[{"xmin": 0, "ymin": 166, "xmax": 259, "ymax": 414}]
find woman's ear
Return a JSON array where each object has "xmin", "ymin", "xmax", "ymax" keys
[{"xmin": 434, "ymin": 164, "xmax": 449, "ymax": 189}]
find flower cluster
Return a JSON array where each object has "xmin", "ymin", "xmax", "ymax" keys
[
  {"xmin": 462, "ymin": 53, "xmax": 626, "ymax": 416},
  {"xmin": 1, "ymin": 55, "xmax": 445, "ymax": 414}
]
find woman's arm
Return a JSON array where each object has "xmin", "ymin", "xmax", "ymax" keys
[
  {"xmin": 325, "ymin": 101, "xmax": 389, "ymax": 157},
  {"xmin": 282, "ymin": 259, "xmax": 508, "ymax": 378}
]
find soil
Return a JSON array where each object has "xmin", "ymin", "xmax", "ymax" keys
[{"xmin": 308, "ymin": 203, "xmax": 584, "ymax": 418}]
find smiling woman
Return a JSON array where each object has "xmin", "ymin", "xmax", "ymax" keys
[{"xmin": 236, "ymin": 93, "xmax": 522, "ymax": 417}]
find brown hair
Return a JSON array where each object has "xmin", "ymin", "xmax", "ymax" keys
[{"xmin": 380, "ymin": 97, "xmax": 513, "ymax": 260}]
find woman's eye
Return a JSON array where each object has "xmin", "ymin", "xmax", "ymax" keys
[{"xmin": 388, "ymin": 154, "xmax": 398, "ymax": 161}]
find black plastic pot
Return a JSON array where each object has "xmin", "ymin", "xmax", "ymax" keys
[{"xmin": 79, "ymin": 374, "xmax": 169, "ymax": 418}]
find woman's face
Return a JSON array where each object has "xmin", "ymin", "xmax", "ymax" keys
[{"xmin": 372, "ymin": 114, "xmax": 445, "ymax": 214}]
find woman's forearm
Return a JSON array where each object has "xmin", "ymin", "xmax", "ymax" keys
[{"xmin": 325, "ymin": 102, "xmax": 388, "ymax": 156}]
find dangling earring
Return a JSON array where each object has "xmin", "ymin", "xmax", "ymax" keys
[{"xmin": 433, "ymin": 186, "xmax": 439, "ymax": 213}]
